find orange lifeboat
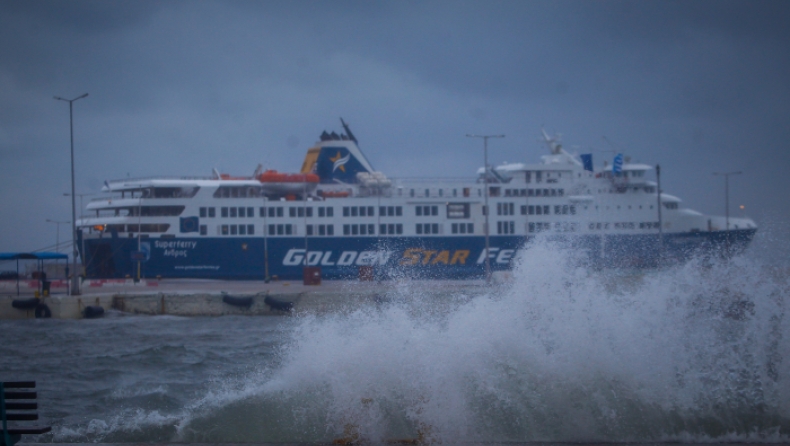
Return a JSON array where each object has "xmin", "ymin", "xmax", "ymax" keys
[
  {"xmin": 256, "ymin": 170, "xmax": 319, "ymax": 195},
  {"xmin": 318, "ymin": 190, "xmax": 351, "ymax": 198},
  {"xmin": 219, "ymin": 173, "xmax": 248, "ymax": 180},
  {"xmin": 257, "ymin": 170, "xmax": 319, "ymax": 183}
]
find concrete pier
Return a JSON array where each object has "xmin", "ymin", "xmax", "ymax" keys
[{"xmin": 0, "ymin": 279, "xmax": 493, "ymax": 319}]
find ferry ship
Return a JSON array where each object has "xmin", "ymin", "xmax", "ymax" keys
[{"xmin": 77, "ymin": 120, "xmax": 757, "ymax": 280}]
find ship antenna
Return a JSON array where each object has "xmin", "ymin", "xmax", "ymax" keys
[{"xmin": 340, "ymin": 117, "xmax": 358, "ymax": 144}]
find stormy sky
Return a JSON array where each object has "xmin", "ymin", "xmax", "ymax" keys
[{"xmin": 1, "ymin": 0, "xmax": 788, "ymax": 260}]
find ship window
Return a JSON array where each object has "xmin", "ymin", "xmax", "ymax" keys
[
  {"xmin": 410, "ymin": 189, "xmax": 415, "ymax": 197},
  {"xmin": 230, "ymin": 207, "xmax": 237, "ymax": 218},
  {"xmin": 247, "ymin": 207, "xmax": 254, "ymax": 217},
  {"xmin": 453, "ymin": 189, "xmax": 457, "ymax": 197},
  {"xmin": 463, "ymin": 188, "xmax": 470, "ymax": 197},
  {"xmin": 544, "ymin": 205, "xmax": 550, "ymax": 214},
  {"xmin": 297, "ymin": 207, "xmax": 304, "ymax": 217},
  {"xmin": 306, "ymin": 225, "xmax": 313, "ymax": 236},
  {"xmin": 208, "ymin": 207, "xmax": 215, "ymax": 218},
  {"xmin": 319, "ymin": 207, "xmax": 325, "ymax": 217},
  {"xmin": 352, "ymin": 224, "xmax": 359, "ymax": 235},
  {"xmin": 504, "ymin": 203, "xmax": 515, "ymax": 215},
  {"xmin": 520, "ymin": 205, "xmax": 527, "ymax": 215},
  {"xmin": 496, "ymin": 221, "xmax": 515, "ymax": 235},
  {"xmin": 267, "ymin": 207, "xmax": 275, "ymax": 218},
  {"xmin": 397, "ymin": 224, "xmax": 403, "ymax": 234},
  {"xmin": 290, "ymin": 208, "xmax": 297, "ymax": 217},
  {"xmin": 535, "ymin": 206, "xmax": 542, "ymax": 215},
  {"xmin": 231, "ymin": 225, "xmax": 238, "ymax": 235},
  {"xmin": 200, "ymin": 225, "xmax": 207, "ymax": 235},
  {"xmin": 343, "ymin": 224, "xmax": 350, "ymax": 235},
  {"xmin": 238, "ymin": 225, "xmax": 246, "ymax": 235},
  {"xmin": 221, "ymin": 207, "xmax": 229, "ymax": 218},
  {"xmin": 425, "ymin": 189, "xmax": 429, "ymax": 197},
  {"xmin": 222, "ymin": 225, "xmax": 229, "ymax": 235},
  {"xmin": 447, "ymin": 203, "xmax": 470, "ymax": 219},
  {"xmin": 239, "ymin": 207, "xmax": 246, "ymax": 218},
  {"xmin": 200, "ymin": 207, "xmax": 207, "ymax": 218},
  {"xmin": 416, "ymin": 223, "xmax": 439, "ymax": 234}
]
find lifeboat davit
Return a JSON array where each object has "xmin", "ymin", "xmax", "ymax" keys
[{"xmin": 257, "ymin": 170, "xmax": 319, "ymax": 194}]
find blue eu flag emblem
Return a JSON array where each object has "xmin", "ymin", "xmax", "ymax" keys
[{"xmin": 180, "ymin": 216, "xmax": 199, "ymax": 233}]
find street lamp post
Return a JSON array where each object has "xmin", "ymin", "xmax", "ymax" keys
[
  {"xmin": 63, "ymin": 192, "xmax": 95, "ymax": 219},
  {"xmin": 55, "ymin": 93, "xmax": 88, "ymax": 295},
  {"xmin": 713, "ymin": 171, "xmax": 743, "ymax": 256},
  {"xmin": 466, "ymin": 134, "xmax": 505, "ymax": 284},
  {"xmin": 64, "ymin": 192, "xmax": 94, "ymax": 267}
]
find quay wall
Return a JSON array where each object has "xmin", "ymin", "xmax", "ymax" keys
[{"xmin": 0, "ymin": 279, "xmax": 492, "ymax": 319}]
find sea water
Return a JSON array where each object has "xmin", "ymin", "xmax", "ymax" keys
[{"xmin": 1, "ymin": 239, "xmax": 788, "ymax": 444}]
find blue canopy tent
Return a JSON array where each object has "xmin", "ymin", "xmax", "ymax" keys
[{"xmin": 0, "ymin": 252, "xmax": 69, "ymax": 296}]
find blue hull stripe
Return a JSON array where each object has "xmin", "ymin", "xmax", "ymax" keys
[{"xmin": 81, "ymin": 230, "xmax": 756, "ymax": 280}]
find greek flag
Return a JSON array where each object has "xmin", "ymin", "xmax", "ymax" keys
[
  {"xmin": 612, "ymin": 153, "xmax": 623, "ymax": 174},
  {"xmin": 580, "ymin": 154, "xmax": 593, "ymax": 172}
]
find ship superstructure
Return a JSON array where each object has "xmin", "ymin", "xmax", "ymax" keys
[{"xmin": 77, "ymin": 121, "xmax": 757, "ymax": 280}]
